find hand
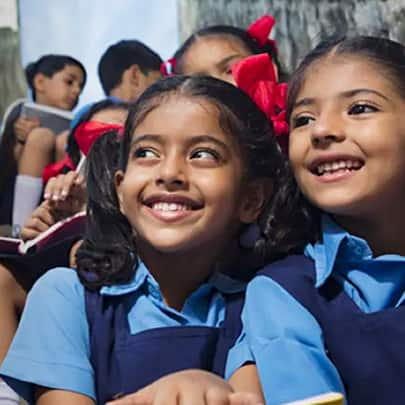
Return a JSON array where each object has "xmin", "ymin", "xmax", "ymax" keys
[
  {"xmin": 44, "ymin": 171, "xmax": 87, "ymax": 215},
  {"xmin": 14, "ymin": 116, "xmax": 40, "ymax": 143},
  {"xmin": 105, "ymin": 370, "xmax": 264, "ymax": 405},
  {"xmin": 20, "ymin": 200, "xmax": 59, "ymax": 241}
]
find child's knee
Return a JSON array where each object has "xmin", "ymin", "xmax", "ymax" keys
[
  {"xmin": 25, "ymin": 127, "xmax": 56, "ymax": 153},
  {"xmin": 0, "ymin": 263, "xmax": 27, "ymax": 310}
]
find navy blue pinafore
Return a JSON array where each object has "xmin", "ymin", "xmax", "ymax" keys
[
  {"xmin": 260, "ymin": 255, "xmax": 405, "ymax": 405},
  {"xmin": 85, "ymin": 288, "xmax": 244, "ymax": 404}
]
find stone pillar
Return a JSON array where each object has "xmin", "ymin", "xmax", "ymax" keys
[
  {"xmin": 177, "ymin": 0, "xmax": 405, "ymax": 73},
  {"xmin": 0, "ymin": 0, "xmax": 27, "ymax": 120}
]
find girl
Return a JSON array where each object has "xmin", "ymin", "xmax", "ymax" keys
[
  {"xmin": 0, "ymin": 75, "xmax": 312, "ymax": 404},
  {"xmin": 226, "ymin": 35, "xmax": 405, "ymax": 404},
  {"xmin": 0, "ymin": 54, "xmax": 86, "ymax": 230},
  {"xmin": 164, "ymin": 15, "xmax": 286, "ymax": 85},
  {"xmin": 0, "ymin": 99, "xmax": 128, "ymax": 397}
]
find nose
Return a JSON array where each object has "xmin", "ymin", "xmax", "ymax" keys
[
  {"xmin": 71, "ymin": 82, "xmax": 81, "ymax": 97},
  {"xmin": 311, "ymin": 110, "xmax": 345, "ymax": 148},
  {"xmin": 156, "ymin": 153, "xmax": 187, "ymax": 189}
]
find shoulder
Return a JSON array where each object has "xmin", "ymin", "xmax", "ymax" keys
[{"xmin": 30, "ymin": 267, "xmax": 85, "ymax": 305}]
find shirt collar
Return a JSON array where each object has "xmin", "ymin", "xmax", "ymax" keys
[
  {"xmin": 100, "ymin": 261, "xmax": 245, "ymax": 296},
  {"xmin": 306, "ymin": 215, "xmax": 373, "ymax": 287}
]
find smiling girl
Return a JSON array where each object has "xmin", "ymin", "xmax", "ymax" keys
[
  {"xmin": 0, "ymin": 75, "xmax": 312, "ymax": 404},
  {"xmin": 228, "ymin": 35, "xmax": 405, "ymax": 405}
]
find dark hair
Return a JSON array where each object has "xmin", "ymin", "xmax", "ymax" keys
[
  {"xmin": 287, "ymin": 35, "xmax": 405, "ymax": 119},
  {"xmin": 77, "ymin": 75, "xmax": 316, "ymax": 289},
  {"xmin": 98, "ymin": 40, "xmax": 163, "ymax": 95},
  {"xmin": 25, "ymin": 54, "xmax": 86, "ymax": 101},
  {"xmin": 174, "ymin": 25, "xmax": 286, "ymax": 81},
  {"xmin": 65, "ymin": 98, "xmax": 129, "ymax": 167}
]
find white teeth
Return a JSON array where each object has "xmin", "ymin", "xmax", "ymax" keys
[
  {"xmin": 152, "ymin": 202, "xmax": 189, "ymax": 211},
  {"xmin": 316, "ymin": 159, "xmax": 362, "ymax": 175}
]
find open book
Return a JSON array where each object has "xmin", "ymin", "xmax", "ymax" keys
[
  {"xmin": 282, "ymin": 393, "xmax": 344, "ymax": 405},
  {"xmin": 21, "ymin": 101, "xmax": 73, "ymax": 134},
  {"xmin": 0, "ymin": 211, "xmax": 86, "ymax": 255}
]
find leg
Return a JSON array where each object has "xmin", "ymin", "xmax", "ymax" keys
[
  {"xmin": 13, "ymin": 128, "xmax": 56, "ymax": 228},
  {"xmin": 55, "ymin": 130, "xmax": 69, "ymax": 162}
]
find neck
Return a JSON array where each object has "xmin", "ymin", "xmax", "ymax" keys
[
  {"xmin": 109, "ymin": 85, "xmax": 135, "ymax": 102},
  {"xmin": 137, "ymin": 242, "xmax": 227, "ymax": 311},
  {"xmin": 334, "ymin": 208, "xmax": 405, "ymax": 257}
]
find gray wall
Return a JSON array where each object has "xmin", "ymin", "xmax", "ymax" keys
[
  {"xmin": 178, "ymin": 0, "xmax": 405, "ymax": 73},
  {"xmin": 0, "ymin": 27, "xmax": 26, "ymax": 121}
]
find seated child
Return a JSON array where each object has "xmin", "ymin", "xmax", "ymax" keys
[
  {"xmin": 226, "ymin": 35, "xmax": 405, "ymax": 405},
  {"xmin": 0, "ymin": 54, "xmax": 86, "ymax": 229},
  {"xmin": 0, "ymin": 75, "xmax": 312, "ymax": 404},
  {"xmin": 165, "ymin": 15, "xmax": 285, "ymax": 84}
]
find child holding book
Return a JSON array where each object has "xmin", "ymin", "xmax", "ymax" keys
[
  {"xmin": 0, "ymin": 75, "xmax": 312, "ymax": 404},
  {"xmin": 0, "ymin": 54, "xmax": 86, "ymax": 230}
]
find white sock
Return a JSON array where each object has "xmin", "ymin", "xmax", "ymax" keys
[
  {"xmin": 12, "ymin": 174, "xmax": 43, "ymax": 230},
  {"xmin": 0, "ymin": 379, "xmax": 19, "ymax": 404}
]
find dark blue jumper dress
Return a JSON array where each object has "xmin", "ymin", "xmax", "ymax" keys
[
  {"xmin": 85, "ymin": 288, "xmax": 244, "ymax": 404},
  {"xmin": 260, "ymin": 254, "xmax": 405, "ymax": 405}
]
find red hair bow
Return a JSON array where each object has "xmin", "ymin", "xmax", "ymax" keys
[
  {"xmin": 232, "ymin": 53, "xmax": 289, "ymax": 153},
  {"xmin": 42, "ymin": 121, "xmax": 124, "ymax": 183},
  {"xmin": 247, "ymin": 15, "xmax": 278, "ymax": 54},
  {"xmin": 74, "ymin": 121, "xmax": 124, "ymax": 156},
  {"xmin": 161, "ymin": 57, "xmax": 176, "ymax": 77}
]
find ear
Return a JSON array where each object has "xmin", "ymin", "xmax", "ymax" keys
[
  {"xmin": 128, "ymin": 64, "xmax": 142, "ymax": 88},
  {"xmin": 114, "ymin": 170, "xmax": 126, "ymax": 215},
  {"xmin": 238, "ymin": 178, "xmax": 273, "ymax": 224},
  {"xmin": 33, "ymin": 73, "xmax": 47, "ymax": 94}
]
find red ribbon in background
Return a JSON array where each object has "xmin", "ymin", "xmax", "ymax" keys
[
  {"xmin": 247, "ymin": 15, "xmax": 278, "ymax": 55},
  {"xmin": 232, "ymin": 53, "xmax": 289, "ymax": 153},
  {"xmin": 42, "ymin": 121, "xmax": 124, "ymax": 183},
  {"xmin": 161, "ymin": 57, "xmax": 177, "ymax": 77}
]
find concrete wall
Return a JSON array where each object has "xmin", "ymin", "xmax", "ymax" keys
[
  {"xmin": 0, "ymin": 0, "xmax": 26, "ymax": 120},
  {"xmin": 177, "ymin": 0, "xmax": 405, "ymax": 73}
]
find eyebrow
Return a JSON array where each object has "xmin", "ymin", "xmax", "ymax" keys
[
  {"xmin": 216, "ymin": 54, "xmax": 244, "ymax": 68},
  {"xmin": 131, "ymin": 134, "xmax": 230, "ymax": 150},
  {"xmin": 293, "ymin": 88, "xmax": 389, "ymax": 111}
]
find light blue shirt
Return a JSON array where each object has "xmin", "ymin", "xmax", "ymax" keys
[
  {"xmin": 0, "ymin": 262, "xmax": 245, "ymax": 404},
  {"xmin": 226, "ymin": 215, "xmax": 405, "ymax": 405}
]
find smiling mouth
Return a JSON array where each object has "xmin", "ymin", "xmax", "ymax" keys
[
  {"xmin": 311, "ymin": 159, "xmax": 364, "ymax": 176},
  {"xmin": 150, "ymin": 202, "xmax": 193, "ymax": 212}
]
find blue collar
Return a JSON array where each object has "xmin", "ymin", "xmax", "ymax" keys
[
  {"xmin": 100, "ymin": 261, "xmax": 245, "ymax": 296},
  {"xmin": 305, "ymin": 215, "xmax": 373, "ymax": 287}
]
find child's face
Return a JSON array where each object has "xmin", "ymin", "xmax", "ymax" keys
[
  {"xmin": 116, "ymin": 96, "xmax": 258, "ymax": 255},
  {"xmin": 289, "ymin": 56, "xmax": 405, "ymax": 219},
  {"xmin": 36, "ymin": 64, "xmax": 84, "ymax": 110},
  {"xmin": 181, "ymin": 36, "xmax": 251, "ymax": 85}
]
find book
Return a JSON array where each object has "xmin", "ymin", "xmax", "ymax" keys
[
  {"xmin": 281, "ymin": 393, "xmax": 344, "ymax": 405},
  {"xmin": 20, "ymin": 101, "xmax": 73, "ymax": 134},
  {"xmin": 0, "ymin": 211, "xmax": 86, "ymax": 255}
]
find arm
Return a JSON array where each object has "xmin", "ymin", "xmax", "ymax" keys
[
  {"xmin": 227, "ymin": 275, "xmax": 345, "ymax": 405},
  {"xmin": 36, "ymin": 387, "xmax": 94, "ymax": 405},
  {"xmin": 0, "ymin": 269, "xmax": 96, "ymax": 403}
]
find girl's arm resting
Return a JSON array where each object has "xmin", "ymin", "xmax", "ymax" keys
[{"xmin": 36, "ymin": 387, "xmax": 95, "ymax": 405}]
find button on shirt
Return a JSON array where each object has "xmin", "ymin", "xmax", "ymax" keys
[
  {"xmin": 0, "ymin": 262, "xmax": 245, "ymax": 403},
  {"xmin": 226, "ymin": 215, "xmax": 405, "ymax": 405}
]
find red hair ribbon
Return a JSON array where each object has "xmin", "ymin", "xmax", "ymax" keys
[
  {"xmin": 247, "ymin": 15, "xmax": 278, "ymax": 54},
  {"xmin": 74, "ymin": 121, "xmax": 124, "ymax": 156},
  {"xmin": 232, "ymin": 53, "xmax": 289, "ymax": 153},
  {"xmin": 42, "ymin": 121, "xmax": 124, "ymax": 183},
  {"xmin": 161, "ymin": 57, "xmax": 176, "ymax": 76}
]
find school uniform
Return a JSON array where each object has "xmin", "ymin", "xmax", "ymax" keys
[
  {"xmin": 0, "ymin": 261, "xmax": 245, "ymax": 404},
  {"xmin": 226, "ymin": 215, "xmax": 405, "ymax": 405}
]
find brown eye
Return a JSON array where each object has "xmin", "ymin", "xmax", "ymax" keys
[{"xmin": 348, "ymin": 104, "xmax": 378, "ymax": 115}]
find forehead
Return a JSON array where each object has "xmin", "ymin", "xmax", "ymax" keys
[
  {"xmin": 58, "ymin": 64, "xmax": 85, "ymax": 81},
  {"xmin": 296, "ymin": 55, "xmax": 399, "ymax": 100},
  {"xmin": 181, "ymin": 35, "xmax": 250, "ymax": 73},
  {"xmin": 91, "ymin": 108, "xmax": 128, "ymax": 124}
]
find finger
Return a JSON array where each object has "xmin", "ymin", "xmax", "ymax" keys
[
  {"xmin": 106, "ymin": 389, "xmax": 155, "ymax": 405},
  {"xmin": 60, "ymin": 171, "xmax": 80, "ymax": 199},
  {"xmin": 228, "ymin": 392, "xmax": 264, "ymax": 405},
  {"xmin": 44, "ymin": 177, "xmax": 57, "ymax": 200},
  {"xmin": 205, "ymin": 387, "xmax": 232, "ymax": 405}
]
